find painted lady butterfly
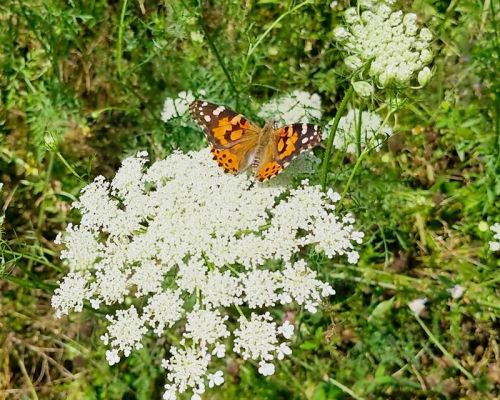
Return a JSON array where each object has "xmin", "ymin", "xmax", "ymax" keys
[{"xmin": 190, "ymin": 100, "xmax": 321, "ymax": 181}]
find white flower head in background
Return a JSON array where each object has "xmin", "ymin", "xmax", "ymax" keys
[
  {"xmin": 258, "ymin": 90, "xmax": 322, "ymax": 125},
  {"xmin": 161, "ymin": 89, "xmax": 206, "ymax": 124},
  {"xmin": 334, "ymin": 4, "xmax": 434, "ymax": 88},
  {"xmin": 450, "ymin": 285, "xmax": 465, "ymax": 299},
  {"xmin": 52, "ymin": 149, "xmax": 364, "ymax": 399},
  {"xmin": 324, "ymin": 109, "xmax": 393, "ymax": 154},
  {"xmin": 408, "ymin": 298, "xmax": 427, "ymax": 316},
  {"xmin": 489, "ymin": 223, "xmax": 500, "ymax": 252}
]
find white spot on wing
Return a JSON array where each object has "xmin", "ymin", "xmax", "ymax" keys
[
  {"xmin": 302, "ymin": 123, "xmax": 307, "ymax": 134},
  {"xmin": 213, "ymin": 106, "xmax": 225, "ymax": 116},
  {"xmin": 302, "ymin": 137, "xmax": 309, "ymax": 144},
  {"xmin": 202, "ymin": 101, "xmax": 208, "ymax": 106},
  {"xmin": 204, "ymin": 115, "xmax": 211, "ymax": 122}
]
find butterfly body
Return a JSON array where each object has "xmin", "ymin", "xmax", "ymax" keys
[{"xmin": 190, "ymin": 100, "xmax": 321, "ymax": 181}]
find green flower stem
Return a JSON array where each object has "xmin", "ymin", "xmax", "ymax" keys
[
  {"xmin": 234, "ymin": 303, "xmax": 246, "ymax": 319},
  {"xmin": 116, "ymin": 0, "xmax": 128, "ymax": 76},
  {"xmin": 180, "ymin": 0, "xmax": 239, "ymax": 105},
  {"xmin": 413, "ymin": 313, "xmax": 474, "ymax": 380},
  {"xmin": 355, "ymin": 104, "xmax": 363, "ymax": 157},
  {"xmin": 1, "ymin": 248, "xmax": 62, "ymax": 272},
  {"xmin": 320, "ymin": 85, "xmax": 354, "ymax": 191},
  {"xmin": 328, "ymin": 378, "xmax": 366, "ymax": 400},
  {"xmin": 339, "ymin": 109, "xmax": 394, "ymax": 204},
  {"xmin": 199, "ymin": 20, "xmax": 240, "ymax": 105},
  {"xmin": 36, "ymin": 151, "xmax": 55, "ymax": 239},
  {"xmin": 57, "ymin": 152, "xmax": 82, "ymax": 180}
]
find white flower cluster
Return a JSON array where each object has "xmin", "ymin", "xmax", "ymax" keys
[
  {"xmin": 334, "ymin": 3, "xmax": 433, "ymax": 87},
  {"xmin": 324, "ymin": 109, "xmax": 392, "ymax": 154},
  {"xmin": 161, "ymin": 90, "xmax": 206, "ymax": 124},
  {"xmin": 489, "ymin": 223, "xmax": 500, "ymax": 252},
  {"xmin": 52, "ymin": 149, "xmax": 363, "ymax": 399},
  {"xmin": 258, "ymin": 90, "xmax": 322, "ymax": 125}
]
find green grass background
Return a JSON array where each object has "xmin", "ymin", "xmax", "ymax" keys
[{"xmin": 0, "ymin": 0, "xmax": 498, "ymax": 399}]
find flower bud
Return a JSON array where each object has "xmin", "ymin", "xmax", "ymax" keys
[
  {"xmin": 344, "ymin": 8, "xmax": 360, "ymax": 24},
  {"xmin": 420, "ymin": 49, "xmax": 433, "ymax": 64},
  {"xmin": 345, "ymin": 55, "xmax": 363, "ymax": 70},
  {"xmin": 419, "ymin": 27, "xmax": 433, "ymax": 42},
  {"xmin": 353, "ymin": 81, "xmax": 374, "ymax": 97},
  {"xmin": 44, "ymin": 132, "xmax": 58, "ymax": 151},
  {"xmin": 379, "ymin": 71, "xmax": 391, "ymax": 87},
  {"xmin": 388, "ymin": 11, "xmax": 403, "ymax": 26},
  {"xmin": 333, "ymin": 26, "xmax": 351, "ymax": 41},
  {"xmin": 417, "ymin": 66, "xmax": 432, "ymax": 86}
]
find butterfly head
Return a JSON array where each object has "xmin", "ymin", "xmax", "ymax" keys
[{"xmin": 262, "ymin": 120, "xmax": 277, "ymax": 133}]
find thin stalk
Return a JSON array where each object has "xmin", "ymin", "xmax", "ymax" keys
[
  {"xmin": 413, "ymin": 313, "xmax": 474, "ymax": 380},
  {"xmin": 11, "ymin": 347, "xmax": 39, "ymax": 400},
  {"xmin": 1, "ymin": 248, "xmax": 62, "ymax": 271},
  {"xmin": 328, "ymin": 378, "xmax": 365, "ymax": 400},
  {"xmin": 339, "ymin": 109, "xmax": 394, "ymax": 203},
  {"xmin": 320, "ymin": 85, "xmax": 354, "ymax": 191},
  {"xmin": 234, "ymin": 303, "xmax": 246, "ymax": 319},
  {"xmin": 179, "ymin": 0, "xmax": 239, "ymax": 105},
  {"xmin": 240, "ymin": 0, "xmax": 312, "ymax": 82},
  {"xmin": 355, "ymin": 104, "xmax": 363, "ymax": 157},
  {"xmin": 199, "ymin": 20, "xmax": 240, "ymax": 105},
  {"xmin": 57, "ymin": 152, "xmax": 82, "ymax": 180},
  {"xmin": 116, "ymin": 0, "xmax": 128, "ymax": 76},
  {"xmin": 0, "ymin": 273, "xmax": 56, "ymax": 291},
  {"xmin": 36, "ymin": 151, "xmax": 55, "ymax": 238}
]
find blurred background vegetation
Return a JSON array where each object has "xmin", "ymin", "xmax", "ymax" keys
[{"xmin": 0, "ymin": 0, "xmax": 498, "ymax": 399}]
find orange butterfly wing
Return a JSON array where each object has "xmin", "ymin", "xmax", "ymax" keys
[
  {"xmin": 190, "ymin": 101, "xmax": 261, "ymax": 174},
  {"xmin": 256, "ymin": 123, "xmax": 322, "ymax": 182}
]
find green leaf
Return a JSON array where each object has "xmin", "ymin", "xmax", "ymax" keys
[{"xmin": 368, "ymin": 297, "xmax": 395, "ymax": 322}]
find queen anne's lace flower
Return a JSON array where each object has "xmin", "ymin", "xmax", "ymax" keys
[
  {"xmin": 53, "ymin": 149, "xmax": 363, "ymax": 399},
  {"xmin": 101, "ymin": 306, "xmax": 147, "ymax": 365},
  {"xmin": 161, "ymin": 346, "xmax": 211, "ymax": 396},
  {"xmin": 278, "ymin": 260, "xmax": 336, "ymax": 313},
  {"xmin": 185, "ymin": 308, "xmax": 229, "ymax": 345},
  {"xmin": 233, "ymin": 312, "xmax": 284, "ymax": 361},
  {"xmin": 51, "ymin": 272, "xmax": 91, "ymax": 317},
  {"xmin": 161, "ymin": 90, "xmax": 195, "ymax": 122},
  {"xmin": 258, "ymin": 90, "xmax": 322, "ymax": 125},
  {"xmin": 334, "ymin": 4, "xmax": 433, "ymax": 88},
  {"xmin": 144, "ymin": 290, "xmax": 183, "ymax": 335},
  {"xmin": 325, "ymin": 109, "xmax": 393, "ymax": 154},
  {"xmin": 161, "ymin": 90, "xmax": 206, "ymax": 125}
]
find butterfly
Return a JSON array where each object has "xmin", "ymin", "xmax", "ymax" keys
[{"xmin": 189, "ymin": 100, "xmax": 322, "ymax": 181}]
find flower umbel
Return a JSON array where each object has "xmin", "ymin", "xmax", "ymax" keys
[
  {"xmin": 325, "ymin": 109, "xmax": 393, "ymax": 154},
  {"xmin": 161, "ymin": 89, "xmax": 206, "ymax": 124},
  {"xmin": 258, "ymin": 90, "xmax": 322, "ymax": 125},
  {"xmin": 334, "ymin": 4, "xmax": 434, "ymax": 88},
  {"xmin": 489, "ymin": 223, "xmax": 500, "ymax": 252},
  {"xmin": 52, "ymin": 149, "xmax": 364, "ymax": 399}
]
